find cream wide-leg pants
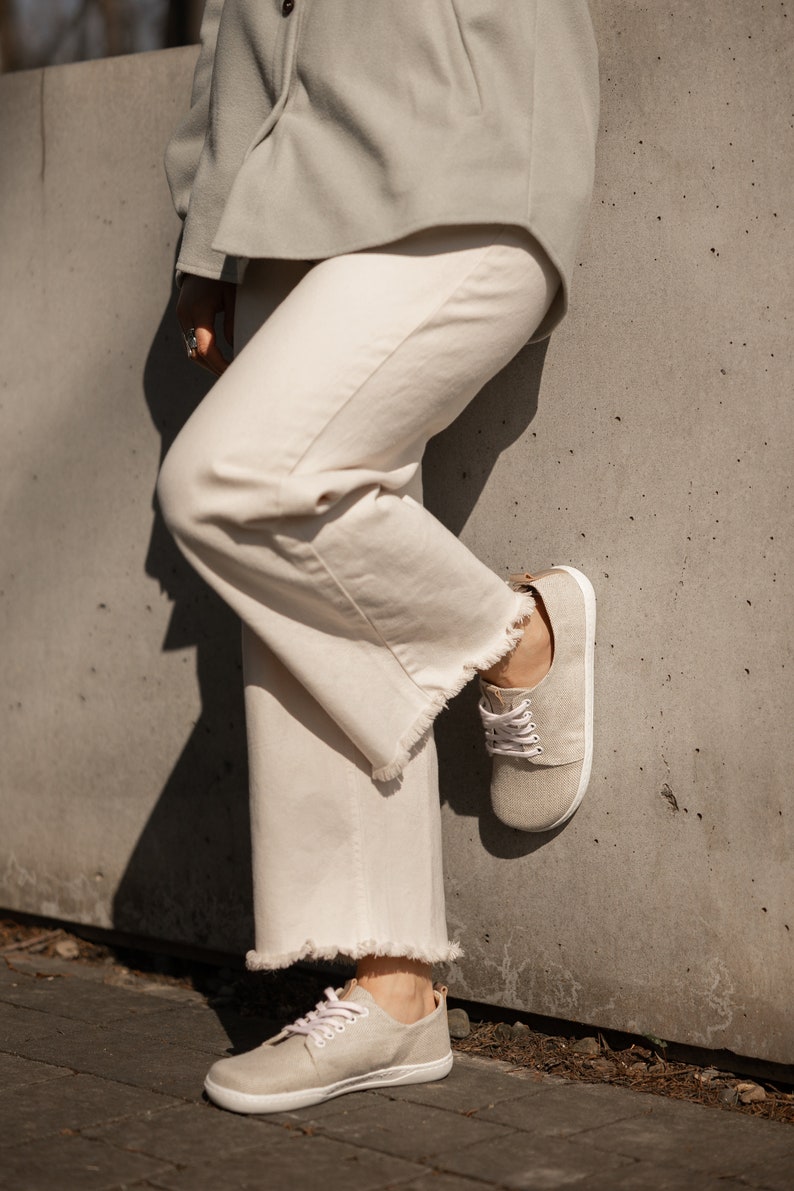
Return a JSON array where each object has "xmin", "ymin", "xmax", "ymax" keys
[{"xmin": 157, "ymin": 223, "xmax": 558, "ymax": 970}]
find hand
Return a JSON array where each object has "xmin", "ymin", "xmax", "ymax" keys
[{"xmin": 177, "ymin": 274, "xmax": 237, "ymax": 377}]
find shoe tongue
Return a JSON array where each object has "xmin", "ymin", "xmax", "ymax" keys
[{"xmin": 480, "ymin": 680, "xmax": 528, "ymax": 713}]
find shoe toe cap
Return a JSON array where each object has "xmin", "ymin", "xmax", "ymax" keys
[{"xmin": 491, "ymin": 756, "xmax": 586, "ymax": 832}]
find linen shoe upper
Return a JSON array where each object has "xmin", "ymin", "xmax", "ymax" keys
[
  {"xmin": 206, "ymin": 979, "xmax": 450, "ymax": 1098},
  {"xmin": 479, "ymin": 566, "xmax": 595, "ymax": 832}
]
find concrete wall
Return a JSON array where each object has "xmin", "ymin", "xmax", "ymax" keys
[{"xmin": 1, "ymin": 2, "xmax": 791, "ymax": 1064}]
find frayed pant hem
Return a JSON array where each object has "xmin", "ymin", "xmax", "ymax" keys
[
  {"xmin": 245, "ymin": 938, "xmax": 464, "ymax": 972},
  {"xmin": 372, "ymin": 589, "xmax": 536, "ymax": 782}
]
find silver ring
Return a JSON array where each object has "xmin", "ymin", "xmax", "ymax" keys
[{"xmin": 183, "ymin": 328, "xmax": 199, "ymax": 359}]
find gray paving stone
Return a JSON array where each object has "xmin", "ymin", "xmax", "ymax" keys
[
  {"xmin": 5, "ymin": 955, "xmax": 206, "ymax": 1007},
  {"xmin": 0, "ymin": 1134, "xmax": 173, "ymax": 1191},
  {"xmin": 473, "ymin": 1079, "xmax": 652, "ymax": 1136},
  {"xmin": 0, "ymin": 1071, "xmax": 178, "ymax": 1148},
  {"xmin": 7, "ymin": 1015, "xmax": 213, "ymax": 1100},
  {"xmin": 84, "ymin": 1100, "xmax": 279, "ymax": 1164},
  {"xmin": 737, "ymin": 1148, "xmax": 794, "ymax": 1191},
  {"xmin": 0, "ymin": 969, "xmax": 185, "ymax": 1025},
  {"xmin": 2, "ymin": 962, "xmax": 791, "ymax": 1191},
  {"xmin": 393, "ymin": 1175, "xmax": 497, "ymax": 1191},
  {"xmin": 0, "ymin": 960, "xmax": 23, "ymax": 989},
  {"xmin": 371, "ymin": 1053, "xmax": 552, "ymax": 1113},
  {"xmin": 277, "ymin": 1095, "xmax": 515, "ymax": 1163},
  {"xmin": 0, "ymin": 1000, "xmax": 80, "ymax": 1052},
  {"xmin": 0, "ymin": 956, "xmax": 24, "ymax": 974},
  {"xmin": 146, "ymin": 1129, "xmax": 428, "ymax": 1191},
  {"xmin": 105, "ymin": 1185, "xmax": 164, "ymax": 1191},
  {"xmin": 112, "ymin": 1185, "xmax": 177, "ymax": 1191},
  {"xmin": 0, "ymin": 1050, "xmax": 73, "ymax": 1091},
  {"xmin": 115, "ymin": 1185, "xmax": 175, "ymax": 1191},
  {"xmin": 574, "ymin": 1160, "xmax": 753, "ymax": 1190},
  {"xmin": 570, "ymin": 1095, "xmax": 794, "ymax": 1188},
  {"xmin": 267, "ymin": 1088, "xmax": 391, "ymax": 1123},
  {"xmin": 430, "ymin": 1129, "xmax": 635, "ymax": 1189},
  {"xmin": 114, "ymin": 1003, "xmax": 268, "ymax": 1057}
]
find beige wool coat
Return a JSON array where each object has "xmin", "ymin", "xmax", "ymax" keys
[{"xmin": 165, "ymin": 0, "xmax": 599, "ymax": 340}]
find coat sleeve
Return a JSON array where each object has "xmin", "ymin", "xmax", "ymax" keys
[{"xmin": 163, "ymin": 0, "xmax": 226, "ymax": 222}]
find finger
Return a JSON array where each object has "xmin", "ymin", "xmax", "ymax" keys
[
  {"xmin": 197, "ymin": 337, "xmax": 231, "ymax": 377},
  {"xmin": 206, "ymin": 349, "xmax": 231, "ymax": 376},
  {"xmin": 177, "ymin": 287, "xmax": 232, "ymax": 375},
  {"xmin": 176, "ymin": 292, "xmax": 218, "ymax": 347},
  {"xmin": 195, "ymin": 354, "xmax": 226, "ymax": 379},
  {"xmin": 194, "ymin": 324, "xmax": 229, "ymax": 375},
  {"xmin": 179, "ymin": 322, "xmax": 226, "ymax": 375},
  {"xmin": 193, "ymin": 324, "xmax": 216, "ymax": 359}
]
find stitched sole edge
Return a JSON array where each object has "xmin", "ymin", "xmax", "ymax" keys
[{"xmin": 204, "ymin": 1050, "xmax": 454, "ymax": 1115}]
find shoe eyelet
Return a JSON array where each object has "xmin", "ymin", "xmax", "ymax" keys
[
  {"xmin": 315, "ymin": 1039, "xmax": 326, "ymax": 1048},
  {"xmin": 334, "ymin": 1023, "xmax": 345, "ymax": 1032}
]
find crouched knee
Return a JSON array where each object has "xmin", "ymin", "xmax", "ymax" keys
[
  {"xmin": 155, "ymin": 438, "xmax": 205, "ymax": 544},
  {"xmin": 156, "ymin": 432, "xmax": 283, "ymax": 547}
]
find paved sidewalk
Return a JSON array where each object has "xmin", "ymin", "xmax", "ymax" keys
[{"xmin": 0, "ymin": 954, "xmax": 791, "ymax": 1191}]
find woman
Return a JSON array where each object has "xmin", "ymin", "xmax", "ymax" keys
[{"xmin": 158, "ymin": 0, "xmax": 599, "ymax": 1115}]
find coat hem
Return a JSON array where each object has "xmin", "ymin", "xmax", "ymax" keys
[
  {"xmin": 372, "ymin": 589, "xmax": 536, "ymax": 783},
  {"xmin": 174, "ymin": 257, "xmax": 241, "ymax": 287},
  {"xmin": 245, "ymin": 938, "xmax": 464, "ymax": 971}
]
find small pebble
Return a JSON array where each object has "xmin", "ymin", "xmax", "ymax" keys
[
  {"xmin": 447, "ymin": 1008, "xmax": 471, "ymax": 1039},
  {"xmin": 647, "ymin": 1062, "xmax": 667, "ymax": 1075},
  {"xmin": 54, "ymin": 939, "xmax": 80, "ymax": 960},
  {"xmin": 627, "ymin": 1062, "xmax": 648, "ymax": 1074},
  {"xmin": 737, "ymin": 1082, "xmax": 766, "ymax": 1104},
  {"xmin": 695, "ymin": 1067, "xmax": 721, "ymax": 1086},
  {"xmin": 512, "ymin": 1021, "xmax": 530, "ymax": 1038},
  {"xmin": 572, "ymin": 1036, "xmax": 600, "ymax": 1055},
  {"xmin": 103, "ymin": 970, "xmax": 136, "ymax": 988},
  {"xmin": 719, "ymin": 1086, "xmax": 740, "ymax": 1107},
  {"xmin": 588, "ymin": 1058, "xmax": 617, "ymax": 1078},
  {"xmin": 494, "ymin": 1022, "xmax": 513, "ymax": 1043}
]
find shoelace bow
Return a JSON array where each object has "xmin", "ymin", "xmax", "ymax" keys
[
  {"xmin": 282, "ymin": 987, "xmax": 368, "ymax": 1045},
  {"xmin": 479, "ymin": 695, "xmax": 544, "ymax": 759}
]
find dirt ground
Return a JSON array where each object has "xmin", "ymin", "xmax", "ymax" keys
[{"xmin": 2, "ymin": 916, "xmax": 791, "ymax": 1126}]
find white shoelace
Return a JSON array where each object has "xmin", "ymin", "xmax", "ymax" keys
[
  {"xmin": 479, "ymin": 696, "xmax": 544, "ymax": 759},
  {"xmin": 282, "ymin": 987, "xmax": 369, "ymax": 1047}
]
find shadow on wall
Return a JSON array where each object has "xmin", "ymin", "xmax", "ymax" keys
[
  {"xmin": 112, "ymin": 279, "xmax": 555, "ymax": 950},
  {"xmin": 112, "ymin": 283, "xmax": 254, "ymax": 951},
  {"xmin": 422, "ymin": 340, "xmax": 564, "ymax": 862}
]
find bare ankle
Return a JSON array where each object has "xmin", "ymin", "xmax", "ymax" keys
[
  {"xmin": 355, "ymin": 956, "xmax": 436, "ymax": 1024},
  {"xmin": 481, "ymin": 597, "xmax": 554, "ymax": 690}
]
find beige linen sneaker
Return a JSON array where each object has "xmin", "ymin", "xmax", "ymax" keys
[
  {"xmin": 204, "ymin": 979, "xmax": 453, "ymax": 1114},
  {"xmin": 479, "ymin": 566, "xmax": 595, "ymax": 832}
]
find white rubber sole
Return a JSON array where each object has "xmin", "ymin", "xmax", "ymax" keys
[
  {"xmin": 204, "ymin": 1049, "xmax": 454, "ymax": 1115},
  {"xmin": 537, "ymin": 564, "xmax": 596, "ymax": 832}
]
